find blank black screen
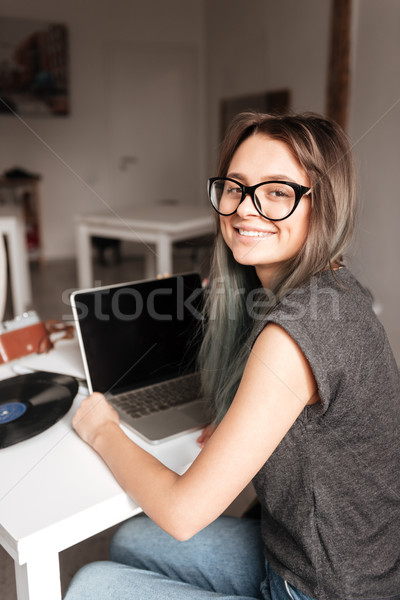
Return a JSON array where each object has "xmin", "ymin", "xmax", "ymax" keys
[{"xmin": 73, "ymin": 274, "xmax": 203, "ymax": 395}]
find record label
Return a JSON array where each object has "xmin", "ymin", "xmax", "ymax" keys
[
  {"xmin": 0, "ymin": 371, "xmax": 79, "ymax": 449},
  {"xmin": 0, "ymin": 402, "xmax": 27, "ymax": 424}
]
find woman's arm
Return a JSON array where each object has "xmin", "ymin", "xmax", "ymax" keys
[{"xmin": 72, "ymin": 322, "xmax": 317, "ymax": 540}]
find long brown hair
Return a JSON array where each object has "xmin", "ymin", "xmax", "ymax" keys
[{"xmin": 199, "ymin": 111, "xmax": 357, "ymax": 421}]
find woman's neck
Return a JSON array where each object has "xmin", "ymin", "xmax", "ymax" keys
[{"xmin": 255, "ymin": 265, "xmax": 279, "ymax": 291}]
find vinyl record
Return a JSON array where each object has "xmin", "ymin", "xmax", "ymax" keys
[{"xmin": 0, "ymin": 371, "xmax": 78, "ymax": 449}]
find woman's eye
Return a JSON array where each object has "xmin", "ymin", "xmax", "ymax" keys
[
  {"xmin": 267, "ymin": 185, "xmax": 293, "ymax": 200},
  {"xmin": 226, "ymin": 186, "xmax": 242, "ymax": 195},
  {"xmin": 271, "ymin": 188, "xmax": 288, "ymax": 198}
]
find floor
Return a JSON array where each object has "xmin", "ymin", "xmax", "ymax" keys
[{"xmin": 0, "ymin": 242, "xmax": 218, "ymax": 599}]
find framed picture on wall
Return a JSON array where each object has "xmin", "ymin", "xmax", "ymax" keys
[
  {"xmin": 0, "ymin": 17, "xmax": 69, "ymax": 116},
  {"xmin": 220, "ymin": 89, "xmax": 290, "ymax": 139}
]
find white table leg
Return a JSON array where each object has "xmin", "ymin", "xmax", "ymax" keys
[
  {"xmin": 0, "ymin": 233, "xmax": 7, "ymax": 321},
  {"xmin": 15, "ymin": 552, "xmax": 62, "ymax": 600},
  {"xmin": 76, "ymin": 223, "xmax": 93, "ymax": 289},
  {"xmin": 143, "ymin": 246, "xmax": 157, "ymax": 279},
  {"xmin": 155, "ymin": 233, "xmax": 173, "ymax": 277},
  {"xmin": 4, "ymin": 217, "xmax": 32, "ymax": 316}
]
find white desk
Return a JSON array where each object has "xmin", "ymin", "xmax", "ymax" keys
[
  {"xmin": 0, "ymin": 209, "xmax": 32, "ymax": 316},
  {"xmin": 0, "ymin": 340, "xmax": 201, "ymax": 600},
  {"xmin": 75, "ymin": 201, "xmax": 215, "ymax": 289}
]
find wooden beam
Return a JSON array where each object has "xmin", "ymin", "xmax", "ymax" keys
[{"xmin": 326, "ymin": 0, "xmax": 352, "ymax": 130}]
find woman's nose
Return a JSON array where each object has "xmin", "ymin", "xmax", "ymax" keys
[{"xmin": 236, "ymin": 193, "xmax": 259, "ymax": 218}]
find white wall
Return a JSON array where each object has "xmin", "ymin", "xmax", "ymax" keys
[
  {"xmin": 349, "ymin": 0, "xmax": 400, "ymax": 362},
  {"xmin": 0, "ymin": 0, "xmax": 205, "ymax": 259},
  {"xmin": 204, "ymin": 0, "xmax": 331, "ymax": 172}
]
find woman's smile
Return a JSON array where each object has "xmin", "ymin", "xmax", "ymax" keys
[{"xmin": 235, "ymin": 226, "xmax": 277, "ymax": 239}]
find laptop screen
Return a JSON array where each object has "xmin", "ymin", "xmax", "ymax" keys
[{"xmin": 72, "ymin": 273, "xmax": 204, "ymax": 395}]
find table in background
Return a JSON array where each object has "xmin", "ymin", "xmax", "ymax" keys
[
  {"xmin": 75, "ymin": 201, "xmax": 215, "ymax": 289},
  {"xmin": 0, "ymin": 339, "xmax": 201, "ymax": 600}
]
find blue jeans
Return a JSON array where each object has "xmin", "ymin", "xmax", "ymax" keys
[{"xmin": 64, "ymin": 515, "xmax": 316, "ymax": 600}]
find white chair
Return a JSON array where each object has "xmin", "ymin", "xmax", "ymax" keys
[{"xmin": 0, "ymin": 233, "xmax": 7, "ymax": 321}]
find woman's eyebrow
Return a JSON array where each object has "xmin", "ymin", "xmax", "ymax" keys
[{"xmin": 226, "ymin": 172, "xmax": 294, "ymax": 182}]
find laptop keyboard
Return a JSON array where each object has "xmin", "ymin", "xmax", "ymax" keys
[{"xmin": 110, "ymin": 372, "xmax": 201, "ymax": 419}]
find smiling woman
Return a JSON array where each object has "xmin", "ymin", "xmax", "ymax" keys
[
  {"xmin": 217, "ymin": 134, "xmax": 312, "ymax": 285},
  {"xmin": 201, "ymin": 111, "xmax": 357, "ymax": 423},
  {"xmin": 65, "ymin": 112, "xmax": 400, "ymax": 600}
]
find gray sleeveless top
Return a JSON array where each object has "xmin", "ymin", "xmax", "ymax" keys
[{"xmin": 252, "ymin": 268, "xmax": 400, "ymax": 600}]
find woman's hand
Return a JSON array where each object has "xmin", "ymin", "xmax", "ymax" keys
[
  {"xmin": 197, "ymin": 423, "xmax": 217, "ymax": 448},
  {"xmin": 72, "ymin": 392, "xmax": 120, "ymax": 448}
]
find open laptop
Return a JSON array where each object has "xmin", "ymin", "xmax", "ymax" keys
[{"xmin": 70, "ymin": 273, "xmax": 210, "ymax": 444}]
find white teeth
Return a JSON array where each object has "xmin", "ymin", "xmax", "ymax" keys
[{"xmin": 238, "ymin": 228, "xmax": 273, "ymax": 238}]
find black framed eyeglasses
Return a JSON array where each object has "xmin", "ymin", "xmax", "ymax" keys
[{"xmin": 208, "ymin": 177, "xmax": 311, "ymax": 222}]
